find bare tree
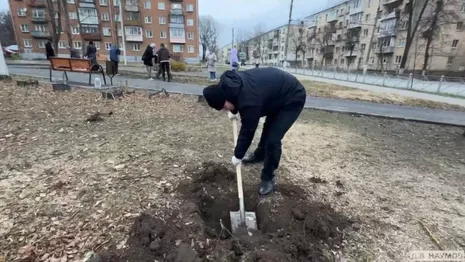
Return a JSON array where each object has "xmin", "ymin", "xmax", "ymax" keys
[
  {"xmin": 45, "ymin": 0, "xmax": 63, "ymax": 52},
  {"xmin": 399, "ymin": 0, "xmax": 430, "ymax": 71},
  {"xmin": 0, "ymin": 11, "xmax": 15, "ymax": 46},
  {"xmin": 288, "ymin": 23, "xmax": 306, "ymax": 66},
  {"xmin": 199, "ymin": 16, "xmax": 219, "ymax": 61},
  {"xmin": 419, "ymin": 0, "xmax": 459, "ymax": 72},
  {"xmin": 61, "ymin": 0, "xmax": 73, "ymax": 51}
]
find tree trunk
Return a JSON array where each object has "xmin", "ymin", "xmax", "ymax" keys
[
  {"xmin": 422, "ymin": 0, "xmax": 442, "ymax": 71},
  {"xmin": 201, "ymin": 44, "xmax": 206, "ymax": 61},
  {"xmin": 400, "ymin": 0, "xmax": 429, "ymax": 70}
]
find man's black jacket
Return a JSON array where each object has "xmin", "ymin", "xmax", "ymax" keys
[{"xmin": 219, "ymin": 67, "xmax": 306, "ymax": 159}]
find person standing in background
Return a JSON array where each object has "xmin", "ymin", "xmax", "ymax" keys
[
  {"xmin": 252, "ymin": 48, "xmax": 260, "ymax": 68},
  {"xmin": 156, "ymin": 43, "xmax": 171, "ymax": 82},
  {"xmin": 45, "ymin": 41, "xmax": 55, "ymax": 60},
  {"xmin": 84, "ymin": 41, "xmax": 97, "ymax": 66},
  {"xmin": 109, "ymin": 44, "xmax": 121, "ymax": 75},
  {"xmin": 207, "ymin": 50, "xmax": 217, "ymax": 81},
  {"xmin": 230, "ymin": 46, "xmax": 239, "ymax": 71},
  {"xmin": 142, "ymin": 43, "xmax": 156, "ymax": 80},
  {"xmin": 68, "ymin": 46, "xmax": 80, "ymax": 58}
]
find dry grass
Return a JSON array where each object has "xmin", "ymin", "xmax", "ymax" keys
[{"xmin": 1, "ymin": 80, "xmax": 464, "ymax": 262}]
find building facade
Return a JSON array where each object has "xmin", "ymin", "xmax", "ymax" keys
[{"xmin": 8, "ymin": 0, "xmax": 199, "ymax": 63}]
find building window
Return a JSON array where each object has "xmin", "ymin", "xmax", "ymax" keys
[
  {"xmin": 113, "ymin": 0, "xmax": 120, "ymax": 6},
  {"xmin": 158, "ymin": 2, "xmax": 165, "ymax": 10},
  {"xmin": 17, "ymin": 8, "xmax": 27, "ymax": 16},
  {"xmin": 99, "ymin": 0, "xmax": 107, "ymax": 5},
  {"xmin": 361, "ymin": 43, "xmax": 366, "ymax": 50},
  {"xmin": 126, "ymin": 26, "xmax": 142, "ymax": 35},
  {"xmin": 35, "ymin": 25, "xmax": 46, "ymax": 31},
  {"xmin": 383, "ymin": 57, "xmax": 388, "ymax": 64},
  {"xmin": 132, "ymin": 43, "xmax": 141, "ymax": 51},
  {"xmin": 395, "ymin": 55, "xmax": 402, "ymax": 64},
  {"xmin": 20, "ymin": 24, "xmax": 29, "ymax": 32},
  {"xmin": 363, "ymin": 29, "xmax": 368, "ymax": 36},
  {"xmin": 187, "ymin": 32, "xmax": 194, "ymax": 39},
  {"xmin": 38, "ymin": 40, "xmax": 46, "ymax": 48},
  {"xmin": 72, "ymin": 26, "xmax": 79, "ymax": 34},
  {"xmin": 173, "ymin": 44, "xmax": 184, "ymax": 53},
  {"xmin": 73, "ymin": 41, "xmax": 81, "ymax": 49},
  {"xmin": 341, "ymin": 59, "xmax": 345, "ymax": 64},
  {"xmin": 160, "ymin": 31, "xmax": 167, "ymax": 38},
  {"xmin": 334, "ymin": 59, "xmax": 337, "ymax": 64},
  {"xmin": 170, "ymin": 15, "xmax": 183, "ymax": 24},
  {"xmin": 365, "ymin": 14, "xmax": 370, "ymax": 21},
  {"xmin": 23, "ymin": 39, "xmax": 32, "ymax": 48},
  {"xmin": 159, "ymin": 16, "xmax": 166, "ymax": 24},
  {"xmin": 145, "ymin": 16, "xmax": 152, "ymax": 24},
  {"xmin": 105, "ymin": 42, "xmax": 111, "ymax": 50},
  {"xmin": 457, "ymin": 22, "xmax": 464, "ymax": 31},
  {"xmin": 67, "ymin": 0, "xmax": 75, "ymax": 4},
  {"xmin": 447, "ymin": 56, "xmax": 453, "ymax": 64},
  {"xmin": 114, "ymin": 15, "xmax": 121, "ymax": 21},
  {"xmin": 94, "ymin": 42, "xmax": 100, "ymax": 50},
  {"xmin": 101, "ymin": 13, "xmax": 109, "ymax": 21},
  {"xmin": 369, "ymin": 0, "xmax": 373, "ymax": 7},
  {"xmin": 462, "ymin": 4, "xmax": 465, "ymax": 12},
  {"xmin": 144, "ymin": 0, "xmax": 151, "ymax": 9},
  {"xmin": 146, "ymin": 30, "xmax": 153, "ymax": 38},
  {"xmin": 58, "ymin": 41, "xmax": 66, "ymax": 49},
  {"xmin": 452, "ymin": 39, "xmax": 459, "ymax": 48},
  {"xmin": 69, "ymin": 12, "xmax": 77, "ymax": 19},
  {"xmin": 171, "ymin": 3, "xmax": 181, "ymax": 9},
  {"xmin": 170, "ymin": 28, "xmax": 185, "ymax": 37},
  {"xmin": 186, "ymin": 4, "xmax": 194, "ymax": 12},
  {"xmin": 187, "ymin": 19, "xmax": 194, "ymax": 26},
  {"xmin": 398, "ymin": 39, "xmax": 405, "ymax": 47},
  {"xmin": 103, "ymin": 27, "xmax": 111, "ymax": 36}
]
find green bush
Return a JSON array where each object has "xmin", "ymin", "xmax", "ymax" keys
[
  {"xmin": 171, "ymin": 60, "xmax": 186, "ymax": 72},
  {"xmin": 10, "ymin": 53, "xmax": 21, "ymax": 60}
]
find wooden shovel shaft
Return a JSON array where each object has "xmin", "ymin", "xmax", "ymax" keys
[{"xmin": 232, "ymin": 118, "xmax": 246, "ymax": 225}]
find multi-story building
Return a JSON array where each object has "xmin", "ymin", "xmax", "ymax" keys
[{"xmin": 8, "ymin": 0, "xmax": 199, "ymax": 63}]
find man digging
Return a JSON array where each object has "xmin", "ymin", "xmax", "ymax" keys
[{"xmin": 202, "ymin": 68, "xmax": 306, "ymax": 195}]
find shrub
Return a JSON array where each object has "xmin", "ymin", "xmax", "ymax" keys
[{"xmin": 171, "ymin": 60, "xmax": 186, "ymax": 72}]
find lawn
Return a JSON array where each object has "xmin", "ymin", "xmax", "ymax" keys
[{"xmin": 0, "ymin": 81, "xmax": 464, "ymax": 262}]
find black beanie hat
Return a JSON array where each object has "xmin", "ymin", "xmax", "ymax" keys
[{"xmin": 203, "ymin": 84, "xmax": 226, "ymax": 111}]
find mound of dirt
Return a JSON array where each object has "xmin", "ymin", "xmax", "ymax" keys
[{"xmin": 100, "ymin": 162, "xmax": 353, "ymax": 262}]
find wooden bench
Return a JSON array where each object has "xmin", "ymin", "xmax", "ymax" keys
[{"xmin": 49, "ymin": 57, "xmax": 107, "ymax": 86}]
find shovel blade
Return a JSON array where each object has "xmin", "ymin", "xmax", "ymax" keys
[{"xmin": 230, "ymin": 211, "xmax": 258, "ymax": 234}]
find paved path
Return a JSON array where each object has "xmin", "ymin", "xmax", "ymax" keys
[{"xmin": 7, "ymin": 65, "xmax": 465, "ymax": 127}]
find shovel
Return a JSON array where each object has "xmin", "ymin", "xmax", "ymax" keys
[{"xmin": 230, "ymin": 116, "xmax": 258, "ymax": 234}]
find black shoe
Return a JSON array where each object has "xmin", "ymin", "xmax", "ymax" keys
[
  {"xmin": 259, "ymin": 180, "xmax": 275, "ymax": 196},
  {"xmin": 242, "ymin": 153, "xmax": 264, "ymax": 164}
]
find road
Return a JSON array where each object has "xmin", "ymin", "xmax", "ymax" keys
[{"xmin": 7, "ymin": 65, "xmax": 465, "ymax": 127}]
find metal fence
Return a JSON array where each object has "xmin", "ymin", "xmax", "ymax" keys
[{"xmin": 278, "ymin": 67, "xmax": 465, "ymax": 97}]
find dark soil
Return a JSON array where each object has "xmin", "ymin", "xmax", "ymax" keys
[{"xmin": 100, "ymin": 162, "xmax": 354, "ymax": 262}]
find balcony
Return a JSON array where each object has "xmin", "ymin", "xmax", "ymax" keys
[
  {"xmin": 28, "ymin": 0, "xmax": 46, "ymax": 7},
  {"xmin": 323, "ymin": 46, "xmax": 334, "ymax": 57},
  {"xmin": 348, "ymin": 21, "xmax": 362, "ymax": 29},
  {"xmin": 81, "ymin": 32, "xmax": 101, "ymax": 41},
  {"xmin": 170, "ymin": 0, "xmax": 182, "ymax": 2},
  {"xmin": 307, "ymin": 20, "xmax": 316, "ymax": 28},
  {"xmin": 327, "ymin": 12, "xmax": 337, "ymax": 22},
  {"xmin": 375, "ymin": 46, "xmax": 396, "ymax": 54},
  {"xmin": 324, "ymin": 26, "xmax": 337, "ymax": 34},
  {"xmin": 344, "ymin": 50, "xmax": 360, "ymax": 57},
  {"xmin": 126, "ymin": 34, "xmax": 143, "ymax": 42},
  {"xmin": 125, "ymin": 5, "xmax": 139, "ymax": 12},
  {"xmin": 31, "ymin": 16, "xmax": 48, "ymax": 23},
  {"xmin": 170, "ymin": 8, "xmax": 182, "ymax": 15},
  {"xmin": 30, "ymin": 31, "xmax": 51, "ymax": 38},
  {"xmin": 383, "ymin": 0, "xmax": 402, "ymax": 6},
  {"xmin": 169, "ymin": 23, "xmax": 184, "ymax": 28},
  {"xmin": 125, "ymin": 19, "xmax": 142, "ymax": 26},
  {"xmin": 170, "ymin": 36, "xmax": 185, "ymax": 44},
  {"xmin": 380, "ymin": 11, "xmax": 397, "ymax": 21},
  {"xmin": 79, "ymin": 0, "xmax": 96, "ymax": 7},
  {"xmin": 350, "ymin": 4, "xmax": 363, "ymax": 15},
  {"xmin": 378, "ymin": 29, "xmax": 396, "ymax": 38},
  {"xmin": 273, "ymin": 39, "xmax": 278, "ymax": 46}
]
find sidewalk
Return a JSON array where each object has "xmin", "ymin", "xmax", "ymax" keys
[
  {"xmin": 7, "ymin": 66, "xmax": 465, "ymax": 127},
  {"xmin": 7, "ymin": 60, "xmax": 465, "ymax": 108}
]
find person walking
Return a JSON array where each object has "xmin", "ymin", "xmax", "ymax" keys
[
  {"xmin": 84, "ymin": 41, "xmax": 97, "ymax": 67},
  {"xmin": 202, "ymin": 68, "xmax": 306, "ymax": 196},
  {"xmin": 230, "ymin": 46, "xmax": 239, "ymax": 71},
  {"xmin": 45, "ymin": 41, "xmax": 55, "ymax": 60},
  {"xmin": 109, "ymin": 44, "xmax": 121, "ymax": 75},
  {"xmin": 142, "ymin": 43, "xmax": 156, "ymax": 80},
  {"xmin": 156, "ymin": 43, "xmax": 171, "ymax": 82},
  {"xmin": 206, "ymin": 50, "xmax": 217, "ymax": 81}
]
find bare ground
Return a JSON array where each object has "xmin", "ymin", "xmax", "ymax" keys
[{"xmin": 0, "ymin": 80, "xmax": 464, "ymax": 261}]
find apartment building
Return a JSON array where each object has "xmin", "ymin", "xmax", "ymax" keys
[
  {"xmin": 244, "ymin": 23, "xmax": 302, "ymax": 67},
  {"xmin": 8, "ymin": 0, "xmax": 199, "ymax": 63},
  {"xmin": 301, "ymin": 0, "xmax": 465, "ymax": 71}
]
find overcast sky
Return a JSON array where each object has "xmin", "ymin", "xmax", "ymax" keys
[{"xmin": 1, "ymin": 0, "xmax": 344, "ymax": 45}]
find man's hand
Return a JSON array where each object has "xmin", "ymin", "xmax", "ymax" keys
[
  {"xmin": 228, "ymin": 112, "xmax": 239, "ymax": 120},
  {"xmin": 231, "ymin": 156, "xmax": 242, "ymax": 167}
]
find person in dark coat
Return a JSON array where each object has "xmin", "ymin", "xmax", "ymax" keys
[
  {"xmin": 142, "ymin": 43, "xmax": 156, "ymax": 80},
  {"xmin": 68, "ymin": 46, "xmax": 80, "ymax": 58},
  {"xmin": 84, "ymin": 41, "xmax": 97, "ymax": 66},
  {"xmin": 202, "ymin": 68, "xmax": 306, "ymax": 196},
  {"xmin": 45, "ymin": 41, "xmax": 55, "ymax": 60},
  {"xmin": 109, "ymin": 44, "xmax": 121, "ymax": 75},
  {"xmin": 156, "ymin": 43, "xmax": 171, "ymax": 82}
]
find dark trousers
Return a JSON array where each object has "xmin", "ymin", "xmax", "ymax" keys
[
  {"xmin": 255, "ymin": 63, "xmax": 259, "ymax": 68},
  {"xmin": 111, "ymin": 60, "xmax": 119, "ymax": 74},
  {"xmin": 209, "ymin": 71, "xmax": 216, "ymax": 79},
  {"xmin": 160, "ymin": 62, "xmax": 171, "ymax": 81},
  {"xmin": 254, "ymin": 101, "xmax": 305, "ymax": 182}
]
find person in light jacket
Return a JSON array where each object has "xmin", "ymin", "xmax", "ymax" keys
[
  {"xmin": 207, "ymin": 50, "xmax": 217, "ymax": 81},
  {"xmin": 230, "ymin": 46, "xmax": 239, "ymax": 71}
]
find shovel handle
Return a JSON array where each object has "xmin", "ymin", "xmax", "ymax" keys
[{"xmin": 232, "ymin": 118, "xmax": 246, "ymax": 223}]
